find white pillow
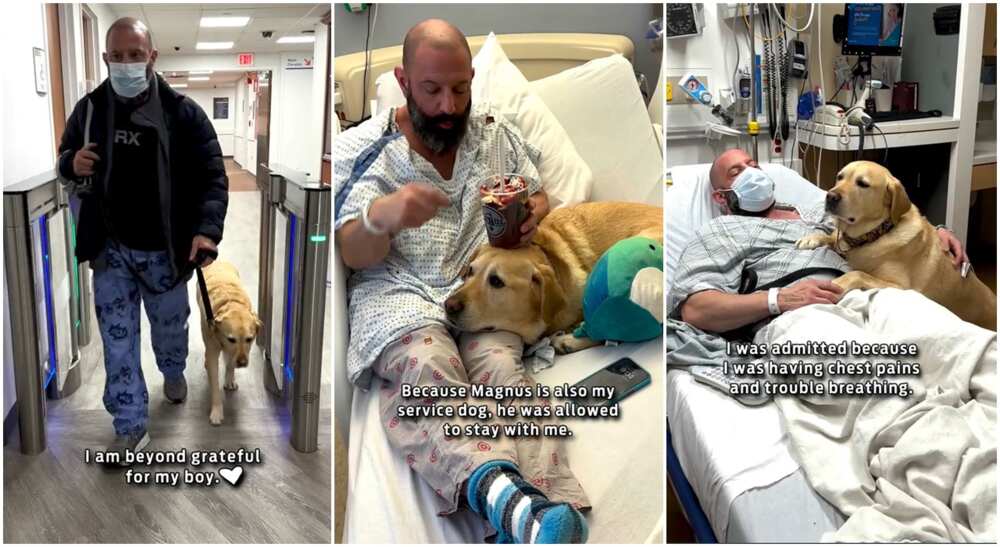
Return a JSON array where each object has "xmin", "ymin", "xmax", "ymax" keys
[
  {"xmin": 529, "ymin": 55, "xmax": 662, "ymax": 206},
  {"xmin": 664, "ymin": 163, "xmax": 826, "ymax": 287},
  {"xmin": 371, "ymin": 33, "xmax": 593, "ymax": 208}
]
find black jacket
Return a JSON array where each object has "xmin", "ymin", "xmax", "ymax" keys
[{"xmin": 57, "ymin": 74, "xmax": 228, "ymax": 280}]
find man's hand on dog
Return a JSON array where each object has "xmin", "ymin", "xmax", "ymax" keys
[
  {"xmin": 190, "ymin": 235, "xmax": 218, "ymax": 267},
  {"xmin": 936, "ymin": 227, "xmax": 968, "ymax": 269},
  {"xmin": 517, "ymin": 190, "xmax": 550, "ymax": 247},
  {"xmin": 778, "ymin": 279, "xmax": 844, "ymax": 312},
  {"xmin": 73, "ymin": 143, "xmax": 100, "ymax": 177},
  {"xmin": 371, "ymin": 182, "xmax": 450, "ymax": 234}
]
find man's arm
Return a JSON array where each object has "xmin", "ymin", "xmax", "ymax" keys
[
  {"xmin": 57, "ymin": 99, "xmax": 87, "ymax": 181},
  {"xmin": 680, "ymin": 279, "xmax": 845, "ymax": 333},
  {"xmin": 337, "ymin": 182, "xmax": 449, "ymax": 270}
]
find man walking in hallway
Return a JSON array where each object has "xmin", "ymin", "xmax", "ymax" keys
[{"xmin": 57, "ymin": 17, "xmax": 228, "ymax": 460}]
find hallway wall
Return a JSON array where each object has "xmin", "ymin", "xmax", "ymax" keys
[
  {"xmin": 186, "ymin": 86, "xmax": 237, "ymax": 157},
  {"xmin": 156, "ymin": 50, "xmax": 321, "ymax": 178}
]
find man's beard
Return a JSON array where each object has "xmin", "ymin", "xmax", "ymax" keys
[{"xmin": 405, "ymin": 90, "xmax": 471, "ymax": 154}]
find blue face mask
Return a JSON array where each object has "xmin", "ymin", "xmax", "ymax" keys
[
  {"xmin": 728, "ymin": 166, "xmax": 776, "ymax": 213},
  {"xmin": 108, "ymin": 62, "xmax": 150, "ymax": 98}
]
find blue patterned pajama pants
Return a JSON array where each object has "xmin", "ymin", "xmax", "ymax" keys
[{"xmin": 93, "ymin": 241, "xmax": 189, "ymax": 436}]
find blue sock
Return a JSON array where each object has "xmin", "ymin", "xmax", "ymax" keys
[{"xmin": 467, "ymin": 460, "xmax": 588, "ymax": 544}]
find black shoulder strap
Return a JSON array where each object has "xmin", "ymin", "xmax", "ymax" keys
[{"xmin": 739, "ymin": 267, "xmax": 847, "ymax": 294}]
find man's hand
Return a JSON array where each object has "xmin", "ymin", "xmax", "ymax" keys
[
  {"xmin": 777, "ymin": 279, "xmax": 844, "ymax": 312},
  {"xmin": 517, "ymin": 189, "xmax": 550, "ymax": 247},
  {"xmin": 73, "ymin": 143, "xmax": 100, "ymax": 177},
  {"xmin": 370, "ymin": 182, "xmax": 450, "ymax": 234},
  {"xmin": 936, "ymin": 227, "xmax": 968, "ymax": 269},
  {"xmin": 189, "ymin": 235, "xmax": 218, "ymax": 267}
]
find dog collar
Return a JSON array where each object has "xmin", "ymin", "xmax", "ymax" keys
[{"xmin": 839, "ymin": 219, "xmax": 895, "ymax": 251}]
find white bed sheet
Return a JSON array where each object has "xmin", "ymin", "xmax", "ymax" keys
[
  {"xmin": 665, "ymin": 369, "xmax": 800, "ymax": 541},
  {"xmin": 345, "ymin": 339, "xmax": 665, "ymax": 544}
]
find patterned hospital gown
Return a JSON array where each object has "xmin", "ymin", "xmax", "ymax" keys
[
  {"xmin": 668, "ymin": 202, "xmax": 851, "ymax": 318},
  {"xmin": 334, "ymin": 105, "xmax": 541, "ymax": 386}
]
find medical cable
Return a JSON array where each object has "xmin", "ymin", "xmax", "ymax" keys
[
  {"xmin": 772, "ymin": 2, "xmax": 815, "ymax": 33},
  {"xmin": 358, "ymin": 7, "xmax": 373, "ymax": 124}
]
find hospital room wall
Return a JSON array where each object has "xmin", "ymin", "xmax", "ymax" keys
[
  {"xmin": 664, "ymin": 3, "xmax": 812, "ymax": 168},
  {"xmin": 900, "ymin": 4, "xmax": 959, "ymax": 115},
  {"xmin": 333, "ymin": 3, "xmax": 662, "ymax": 88}
]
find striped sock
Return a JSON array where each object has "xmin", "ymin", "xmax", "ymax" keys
[{"xmin": 467, "ymin": 460, "xmax": 587, "ymax": 544}]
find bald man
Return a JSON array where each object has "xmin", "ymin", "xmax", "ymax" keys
[
  {"xmin": 334, "ymin": 19, "xmax": 588, "ymax": 543},
  {"xmin": 57, "ymin": 17, "xmax": 228, "ymax": 461},
  {"xmin": 670, "ymin": 148, "xmax": 968, "ymax": 333}
]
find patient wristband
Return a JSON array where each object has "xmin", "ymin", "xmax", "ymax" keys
[
  {"xmin": 361, "ymin": 202, "xmax": 390, "ymax": 236},
  {"xmin": 767, "ymin": 288, "xmax": 781, "ymax": 315}
]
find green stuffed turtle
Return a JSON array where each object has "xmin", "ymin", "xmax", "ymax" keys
[{"xmin": 573, "ymin": 236, "xmax": 663, "ymax": 343}]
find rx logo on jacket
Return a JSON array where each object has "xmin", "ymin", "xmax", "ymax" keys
[{"xmin": 114, "ymin": 129, "xmax": 141, "ymax": 146}]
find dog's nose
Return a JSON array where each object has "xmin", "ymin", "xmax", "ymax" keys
[
  {"xmin": 237, "ymin": 357, "xmax": 248, "ymax": 367},
  {"xmin": 445, "ymin": 296, "xmax": 464, "ymax": 315},
  {"xmin": 826, "ymin": 192, "xmax": 841, "ymax": 210}
]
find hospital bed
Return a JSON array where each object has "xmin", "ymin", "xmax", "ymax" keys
[
  {"xmin": 665, "ymin": 163, "xmax": 846, "ymax": 542},
  {"xmin": 334, "ymin": 33, "xmax": 664, "ymax": 543}
]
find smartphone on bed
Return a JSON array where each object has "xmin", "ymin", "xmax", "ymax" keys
[{"xmin": 571, "ymin": 358, "xmax": 650, "ymax": 407}]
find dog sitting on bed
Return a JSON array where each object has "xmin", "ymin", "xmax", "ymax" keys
[
  {"xmin": 197, "ymin": 260, "xmax": 262, "ymax": 425},
  {"xmin": 796, "ymin": 161, "xmax": 996, "ymax": 330},
  {"xmin": 445, "ymin": 201, "xmax": 663, "ymax": 353}
]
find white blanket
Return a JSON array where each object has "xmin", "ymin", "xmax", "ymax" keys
[{"xmin": 757, "ymin": 288, "xmax": 997, "ymax": 542}]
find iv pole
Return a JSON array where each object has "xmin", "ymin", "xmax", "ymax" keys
[{"xmin": 748, "ymin": 3, "xmax": 759, "ymax": 161}]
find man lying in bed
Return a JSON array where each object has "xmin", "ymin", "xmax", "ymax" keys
[
  {"xmin": 334, "ymin": 19, "xmax": 588, "ymax": 544},
  {"xmin": 668, "ymin": 148, "xmax": 967, "ymax": 337}
]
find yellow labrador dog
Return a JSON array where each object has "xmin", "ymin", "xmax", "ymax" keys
[
  {"xmin": 197, "ymin": 260, "xmax": 262, "ymax": 425},
  {"xmin": 796, "ymin": 161, "xmax": 996, "ymax": 330},
  {"xmin": 445, "ymin": 201, "xmax": 663, "ymax": 353}
]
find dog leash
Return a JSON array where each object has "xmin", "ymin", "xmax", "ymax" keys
[{"xmin": 194, "ymin": 249, "xmax": 219, "ymax": 327}]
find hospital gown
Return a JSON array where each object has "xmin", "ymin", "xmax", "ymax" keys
[
  {"xmin": 667, "ymin": 203, "xmax": 851, "ymax": 364},
  {"xmin": 334, "ymin": 105, "xmax": 541, "ymax": 385}
]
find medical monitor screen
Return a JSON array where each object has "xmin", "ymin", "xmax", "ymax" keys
[{"xmin": 843, "ymin": 3, "xmax": 905, "ymax": 57}]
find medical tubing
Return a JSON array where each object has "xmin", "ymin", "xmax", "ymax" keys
[{"xmin": 772, "ymin": 2, "xmax": 815, "ymax": 33}]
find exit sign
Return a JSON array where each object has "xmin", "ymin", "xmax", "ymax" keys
[{"xmin": 238, "ymin": 53, "xmax": 254, "ymax": 66}]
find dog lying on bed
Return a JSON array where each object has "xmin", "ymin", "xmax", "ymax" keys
[
  {"xmin": 197, "ymin": 260, "xmax": 262, "ymax": 425},
  {"xmin": 796, "ymin": 161, "xmax": 996, "ymax": 330},
  {"xmin": 445, "ymin": 201, "xmax": 663, "ymax": 353}
]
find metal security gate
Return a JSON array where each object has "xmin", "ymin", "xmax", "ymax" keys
[
  {"xmin": 4, "ymin": 172, "xmax": 84, "ymax": 454},
  {"xmin": 257, "ymin": 164, "xmax": 329, "ymax": 453}
]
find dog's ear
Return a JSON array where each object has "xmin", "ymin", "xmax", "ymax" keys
[
  {"xmin": 532, "ymin": 263, "xmax": 566, "ymax": 325},
  {"xmin": 253, "ymin": 313, "xmax": 263, "ymax": 335},
  {"xmin": 886, "ymin": 175, "xmax": 911, "ymax": 224}
]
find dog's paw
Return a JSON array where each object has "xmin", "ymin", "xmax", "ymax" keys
[
  {"xmin": 224, "ymin": 380, "xmax": 238, "ymax": 391},
  {"xmin": 209, "ymin": 406, "xmax": 224, "ymax": 425},
  {"xmin": 795, "ymin": 234, "xmax": 827, "ymax": 250},
  {"xmin": 551, "ymin": 332, "xmax": 591, "ymax": 355}
]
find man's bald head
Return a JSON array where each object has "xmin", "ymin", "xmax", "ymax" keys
[
  {"xmin": 106, "ymin": 17, "xmax": 154, "ymax": 50},
  {"xmin": 401, "ymin": 19, "xmax": 471, "ymax": 71},
  {"xmin": 710, "ymin": 148, "xmax": 757, "ymax": 190}
]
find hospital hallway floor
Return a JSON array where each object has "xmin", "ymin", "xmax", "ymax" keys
[{"xmin": 3, "ymin": 159, "xmax": 332, "ymax": 543}]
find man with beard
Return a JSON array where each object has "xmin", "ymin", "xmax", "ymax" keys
[
  {"xmin": 56, "ymin": 17, "xmax": 227, "ymax": 460},
  {"xmin": 334, "ymin": 19, "xmax": 588, "ymax": 544}
]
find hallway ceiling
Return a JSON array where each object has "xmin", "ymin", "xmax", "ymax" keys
[
  {"xmin": 159, "ymin": 70, "xmax": 245, "ymax": 89},
  {"xmin": 108, "ymin": 3, "xmax": 327, "ymax": 56}
]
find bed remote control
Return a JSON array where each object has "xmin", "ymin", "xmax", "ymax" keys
[{"xmin": 689, "ymin": 365, "xmax": 771, "ymax": 407}]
